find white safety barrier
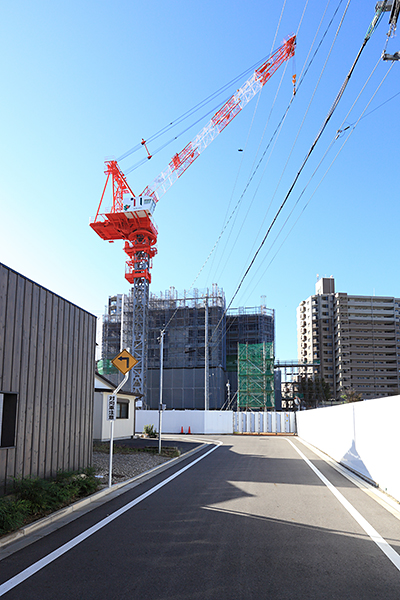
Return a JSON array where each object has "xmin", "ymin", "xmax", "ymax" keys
[
  {"xmin": 135, "ymin": 409, "xmax": 296, "ymax": 436},
  {"xmin": 234, "ymin": 411, "xmax": 296, "ymax": 434},
  {"xmin": 296, "ymin": 395, "xmax": 400, "ymax": 502},
  {"xmin": 136, "ymin": 409, "xmax": 234, "ymax": 435}
]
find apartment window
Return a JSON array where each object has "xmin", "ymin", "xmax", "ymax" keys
[
  {"xmin": 117, "ymin": 401, "xmax": 129, "ymax": 419},
  {"xmin": 0, "ymin": 393, "xmax": 17, "ymax": 447}
]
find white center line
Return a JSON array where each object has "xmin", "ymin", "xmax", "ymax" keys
[
  {"xmin": 287, "ymin": 438, "xmax": 400, "ymax": 572},
  {"xmin": 0, "ymin": 443, "xmax": 221, "ymax": 596}
]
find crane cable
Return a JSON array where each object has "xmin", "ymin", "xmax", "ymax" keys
[
  {"xmin": 206, "ymin": 0, "xmax": 347, "ymax": 287},
  {"xmin": 240, "ymin": 58, "xmax": 395, "ymax": 306},
  {"xmin": 216, "ymin": 0, "xmax": 289, "ymax": 234},
  {"xmin": 230, "ymin": 0, "xmax": 343, "ymax": 286},
  {"xmin": 117, "ymin": 49, "xmax": 290, "ymax": 166},
  {"xmin": 207, "ymin": 0, "xmax": 386, "ymax": 347},
  {"xmin": 158, "ymin": 1, "xmax": 382, "ymax": 339},
  {"xmin": 210, "ymin": 0, "xmax": 314, "ymax": 282},
  {"xmin": 224, "ymin": 1, "xmax": 385, "ymax": 317},
  {"xmin": 210, "ymin": 58, "xmax": 396, "ymax": 351},
  {"xmin": 156, "ymin": 3, "xmax": 292, "ymax": 337}
]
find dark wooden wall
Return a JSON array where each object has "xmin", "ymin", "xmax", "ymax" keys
[{"xmin": 0, "ymin": 263, "xmax": 96, "ymax": 492}]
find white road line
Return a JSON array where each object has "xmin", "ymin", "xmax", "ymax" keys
[
  {"xmin": 296, "ymin": 437, "xmax": 400, "ymax": 520},
  {"xmin": 0, "ymin": 443, "xmax": 221, "ymax": 597},
  {"xmin": 287, "ymin": 439, "xmax": 400, "ymax": 572}
]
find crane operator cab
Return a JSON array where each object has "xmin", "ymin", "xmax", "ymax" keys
[{"xmin": 123, "ymin": 196, "xmax": 156, "ymax": 219}]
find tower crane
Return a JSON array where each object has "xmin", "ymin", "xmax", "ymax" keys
[{"xmin": 90, "ymin": 35, "xmax": 296, "ymax": 397}]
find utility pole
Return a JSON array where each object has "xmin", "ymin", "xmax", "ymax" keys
[
  {"xmin": 204, "ymin": 294, "xmax": 209, "ymax": 411},
  {"xmin": 158, "ymin": 330, "xmax": 164, "ymax": 454}
]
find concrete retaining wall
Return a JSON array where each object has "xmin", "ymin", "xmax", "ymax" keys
[{"xmin": 296, "ymin": 395, "xmax": 400, "ymax": 502}]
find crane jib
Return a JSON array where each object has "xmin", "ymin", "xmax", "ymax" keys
[{"xmin": 91, "ymin": 34, "xmax": 296, "ymax": 286}]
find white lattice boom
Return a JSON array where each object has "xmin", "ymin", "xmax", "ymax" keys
[{"xmin": 141, "ymin": 35, "xmax": 296, "ymax": 203}]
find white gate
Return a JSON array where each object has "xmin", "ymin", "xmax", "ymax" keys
[{"xmin": 233, "ymin": 411, "xmax": 296, "ymax": 434}]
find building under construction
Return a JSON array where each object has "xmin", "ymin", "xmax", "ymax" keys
[
  {"xmin": 98, "ymin": 285, "xmax": 275, "ymax": 410},
  {"xmin": 237, "ymin": 342, "xmax": 275, "ymax": 410},
  {"xmin": 225, "ymin": 306, "xmax": 275, "ymax": 409},
  {"xmin": 147, "ymin": 285, "xmax": 226, "ymax": 409}
]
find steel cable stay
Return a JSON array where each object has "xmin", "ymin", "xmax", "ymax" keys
[
  {"xmin": 239, "ymin": 59, "xmax": 395, "ymax": 307},
  {"xmin": 116, "ymin": 51, "xmax": 285, "ymax": 165},
  {"xmin": 206, "ymin": 0, "xmax": 346, "ymax": 287},
  {"xmin": 208, "ymin": 0, "xmax": 316, "ymax": 283},
  {"xmin": 122, "ymin": 96, "xmax": 240, "ymax": 175},
  {"xmin": 208, "ymin": 1, "xmax": 388, "ymax": 346},
  {"xmin": 231, "ymin": 0, "xmax": 346, "ymax": 288}
]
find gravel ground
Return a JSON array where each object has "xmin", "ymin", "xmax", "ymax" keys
[{"xmin": 93, "ymin": 451, "xmax": 172, "ymax": 485}]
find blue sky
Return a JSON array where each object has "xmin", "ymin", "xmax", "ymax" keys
[{"xmin": 1, "ymin": 0, "xmax": 399, "ymax": 360}]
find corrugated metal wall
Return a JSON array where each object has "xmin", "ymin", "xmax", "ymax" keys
[{"xmin": 0, "ymin": 264, "xmax": 96, "ymax": 492}]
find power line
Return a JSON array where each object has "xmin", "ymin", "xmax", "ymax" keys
[
  {"xmin": 240, "ymin": 58, "xmax": 395, "ymax": 304},
  {"xmin": 225, "ymin": 1, "xmax": 384, "ymax": 316},
  {"xmin": 205, "ymin": 0, "xmax": 347, "ymax": 288}
]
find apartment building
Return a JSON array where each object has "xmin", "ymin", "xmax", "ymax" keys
[{"xmin": 297, "ymin": 278, "xmax": 400, "ymax": 399}]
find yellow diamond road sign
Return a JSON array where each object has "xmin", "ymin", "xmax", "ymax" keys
[{"xmin": 111, "ymin": 349, "xmax": 138, "ymax": 374}]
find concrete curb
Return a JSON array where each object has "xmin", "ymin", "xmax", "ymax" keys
[{"xmin": 0, "ymin": 442, "xmax": 207, "ymax": 555}]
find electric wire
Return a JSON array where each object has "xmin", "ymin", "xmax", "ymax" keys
[
  {"xmin": 208, "ymin": 0, "xmax": 342, "ymax": 348},
  {"xmin": 205, "ymin": 0, "xmax": 346, "ymax": 289},
  {"xmin": 209, "ymin": 0, "xmax": 313, "ymax": 283},
  {"xmin": 157, "ymin": 1, "xmax": 386, "ymax": 353},
  {"xmin": 156, "ymin": 5, "xmax": 291, "ymax": 338},
  {"xmin": 210, "ymin": 60, "xmax": 292, "ymax": 284},
  {"xmin": 228, "ymin": 0, "xmax": 352, "ymax": 300},
  {"xmin": 233, "ymin": 0, "xmax": 341, "ymax": 285},
  {"xmin": 210, "ymin": 0, "xmax": 385, "ymax": 345},
  {"xmin": 226, "ymin": 0, "xmax": 374, "ymax": 313},
  {"xmin": 240, "ymin": 57, "xmax": 392, "ymax": 306}
]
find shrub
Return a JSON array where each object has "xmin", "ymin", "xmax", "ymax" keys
[
  {"xmin": 0, "ymin": 497, "xmax": 31, "ymax": 535},
  {"xmin": 0, "ymin": 468, "xmax": 100, "ymax": 536},
  {"xmin": 143, "ymin": 424, "xmax": 157, "ymax": 438},
  {"xmin": 12, "ymin": 477, "xmax": 65, "ymax": 514}
]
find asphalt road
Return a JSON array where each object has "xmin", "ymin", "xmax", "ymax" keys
[{"xmin": 1, "ymin": 436, "xmax": 400, "ymax": 599}]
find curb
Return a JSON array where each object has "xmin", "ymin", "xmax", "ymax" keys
[{"xmin": 0, "ymin": 443, "xmax": 207, "ymax": 555}]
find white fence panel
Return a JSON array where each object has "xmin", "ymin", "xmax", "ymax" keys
[
  {"xmin": 296, "ymin": 395, "xmax": 400, "ymax": 502},
  {"xmin": 134, "ymin": 409, "xmax": 296, "ymax": 436},
  {"xmin": 233, "ymin": 411, "xmax": 296, "ymax": 434}
]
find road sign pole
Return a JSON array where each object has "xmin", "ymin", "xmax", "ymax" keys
[
  {"xmin": 108, "ymin": 371, "xmax": 129, "ymax": 487},
  {"xmin": 108, "ymin": 419, "xmax": 115, "ymax": 488}
]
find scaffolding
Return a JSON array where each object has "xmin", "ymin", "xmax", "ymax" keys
[
  {"xmin": 238, "ymin": 342, "xmax": 274, "ymax": 409},
  {"xmin": 146, "ymin": 285, "xmax": 226, "ymax": 409},
  {"xmin": 148, "ymin": 285, "xmax": 226, "ymax": 370},
  {"xmin": 275, "ymin": 360, "xmax": 321, "ymax": 409}
]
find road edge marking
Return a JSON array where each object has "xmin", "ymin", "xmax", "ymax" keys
[
  {"xmin": 0, "ymin": 442, "xmax": 222, "ymax": 597},
  {"xmin": 286, "ymin": 438, "xmax": 400, "ymax": 573},
  {"xmin": 295, "ymin": 437, "xmax": 400, "ymax": 520}
]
